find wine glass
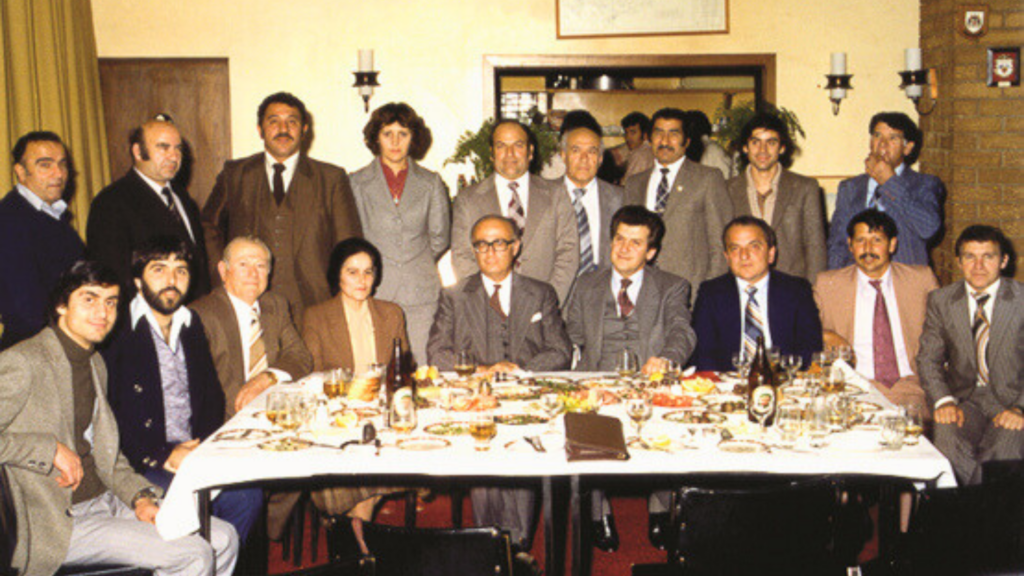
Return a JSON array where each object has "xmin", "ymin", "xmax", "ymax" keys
[
  {"xmin": 324, "ymin": 368, "xmax": 352, "ymax": 402},
  {"xmin": 834, "ymin": 345, "xmax": 855, "ymax": 369},
  {"xmin": 902, "ymin": 404, "xmax": 924, "ymax": 446},
  {"xmin": 616, "ymin": 349, "xmax": 639, "ymax": 379},
  {"xmin": 454, "ymin": 351, "xmax": 476, "ymax": 379},
  {"xmin": 265, "ymin": 389, "xmax": 289, "ymax": 428},
  {"xmin": 664, "ymin": 359, "xmax": 682, "ymax": 384},
  {"xmin": 541, "ymin": 391, "xmax": 563, "ymax": 434},
  {"xmin": 767, "ymin": 347, "xmax": 782, "ymax": 369},
  {"xmin": 731, "ymin": 350, "xmax": 751, "ymax": 378},
  {"xmin": 775, "ymin": 404, "xmax": 803, "ymax": 449},
  {"xmin": 780, "ymin": 354, "xmax": 801, "ymax": 385},
  {"xmin": 625, "ymin": 395, "xmax": 653, "ymax": 440},
  {"xmin": 808, "ymin": 395, "xmax": 831, "ymax": 448},
  {"xmin": 470, "ymin": 411, "xmax": 497, "ymax": 451}
]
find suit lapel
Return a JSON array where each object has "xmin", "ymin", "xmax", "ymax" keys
[
  {"xmin": 463, "ymin": 275, "xmax": 489, "ymax": 358},
  {"xmin": 988, "ymin": 281, "xmax": 1017, "ymax": 360},
  {"xmin": 663, "ymin": 162, "xmax": 690, "ymax": 218},
  {"xmin": 635, "ymin": 270, "xmax": 660, "ymax": 357},
  {"xmin": 369, "ymin": 299, "xmax": 393, "ymax": 365},
  {"xmin": 949, "ymin": 283, "xmax": 976, "ymax": 372},
  {"xmin": 41, "ymin": 329, "xmax": 76, "ymax": 444},
  {"xmin": 522, "ymin": 176, "xmax": 551, "ymax": 254},
  {"xmin": 766, "ymin": 273, "xmax": 786, "ymax": 347},
  {"xmin": 216, "ymin": 288, "xmax": 247, "ymax": 380},
  {"xmin": 891, "ymin": 264, "xmax": 918, "ymax": 355},
  {"xmin": 287, "ymin": 157, "xmax": 317, "ymax": 252},
  {"xmin": 771, "ymin": 170, "xmax": 795, "ymax": 228},
  {"xmin": 326, "ymin": 298, "xmax": 356, "ymax": 370},
  {"xmin": 721, "ymin": 276, "xmax": 743, "ymax": 355},
  {"xmin": 586, "ymin": 271, "xmax": 613, "ymax": 357},
  {"xmin": 834, "ymin": 267, "xmax": 858, "ymax": 342},
  {"xmin": 508, "ymin": 275, "xmax": 533, "ymax": 359}
]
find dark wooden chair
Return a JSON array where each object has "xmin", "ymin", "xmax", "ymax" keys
[{"xmin": 359, "ymin": 523, "xmax": 513, "ymax": 576}]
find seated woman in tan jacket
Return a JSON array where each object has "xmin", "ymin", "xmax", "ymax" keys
[{"xmin": 302, "ymin": 237, "xmax": 410, "ymax": 552}]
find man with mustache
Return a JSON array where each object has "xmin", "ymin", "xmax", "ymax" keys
[
  {"xmin": 88, "ymin": 116, "xmax": 211, "ymax": 305},
  {"xmin": 102, "ymin": 236, "xmax": 261, "ymax": 543},
  {"xmin": 827, "ymin": 112, "xmax": 943, "ymax": 269},
  {"xmin": 814, "ymin": 209, "xmax": 939, "ymax": 407},
  {"xmin": 203, "ymin": 92, "xmax": 362, "ymax": 320},
  {"xmin": 623, "ymin": 107, "xmax": 731, "ymax": 304},
  {"xmin": 0, "ymin": 131, "xmax": 85, "ymax": 350}
]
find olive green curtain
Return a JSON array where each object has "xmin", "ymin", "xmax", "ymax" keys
[{"xmin": 0, "ymin": 0, "xmax": 110, "ymax": 238}]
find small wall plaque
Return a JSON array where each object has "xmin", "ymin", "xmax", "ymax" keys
[{"xmin": 987, "ymin": 47, "xmax": 1020, "ymax": 88}]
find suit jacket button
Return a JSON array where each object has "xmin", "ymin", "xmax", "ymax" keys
[
  {"xmin": 144, "ymin": 419, "xmax": 153, "ymax": 428},
  {"xmin": 134, "ymin": 384, "xmax": 144, "ymax": 393}
]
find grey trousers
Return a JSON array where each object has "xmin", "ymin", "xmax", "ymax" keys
[
  {"xmin": 934, "ymin": 397, "xmax": 1024, "ymax": 486},
  {"xmin": 471, "ymin": 486, "xmax": 536, "ymax": 549},
  {"xmin": 64, "ymin": 491, "xmax": 238, "ymax": 576}
]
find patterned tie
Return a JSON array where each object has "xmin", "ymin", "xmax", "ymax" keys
[
  {"xmin": 272, "ymin": 163, "xmax": 286, "ymax": 206},
  {"xmin": 572, "ymin": 188, "xmax": 596, "ymax": 275},
  {"xmin": 973, "ymin": 292, "xmax": 991, "ymax": 386},
  {"xmin": 618, "ymin": 278, "xmax": 634, "ymax": 318},
  {"xmin": 654, "ymin": 168, "xmax": 671, "ymax": 214},
  {"xmin": 743, "ymin": 285, "xmax": 764, "ymax": 361},
  {"xmin": 161, "ymin": 187, "xmax": 183, "ymax": 225},
  {"xmin": 489, "ymin": 284, "xmax": 507, "ymax": 320},
  {"xmin": 507, "ymin": 181, "xmax": 526, "ymax": 233},
  {"xmin": 870, "ymin": 280, "xmax": 900, "ymax": 388},
  {"xmin": 247, "ymin": 307, "xmax": 269, "ymax": 381}
]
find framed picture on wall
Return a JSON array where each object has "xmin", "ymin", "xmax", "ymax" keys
[{"xmin": 556, "ymin": 0, "xmax": 728, "ymax": 39}]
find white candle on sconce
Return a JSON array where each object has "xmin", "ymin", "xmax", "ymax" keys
[
  {"xmin": 905, "ymin": 48, "xmax": 924, "ymax": 99},
  {"xmin": 358, "ymin": 49, "xmax": 374, "ymax": 72},
  {"xmin": 830, "ymin": 52, "xmax": 847, "ymax": 75}
]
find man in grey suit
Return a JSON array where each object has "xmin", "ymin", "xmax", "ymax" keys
[
  {"xmin": 726, "ymin": 113, "xmax": 826, "ymax": 283},
  {"xmin": 0, "ymin": 261, "xmax": 236, "ymax": 576},
  {"xmin": 451, "ymin": 119, "xmax": 579, "ymax": 304},
  {"xmin": 623, "ymin": 107, "xmax": 731, "ymax": 302},
  {"xmin": 919, "ymin": 225, "xmax": 1024, "ymax": 485},
  {"xmin": 550, "ymin": 111, "xmax": 623, "ymax": 275},
  {"xmin": 565, "ymin": 205, "xmax": 695, "ymax": 551}
]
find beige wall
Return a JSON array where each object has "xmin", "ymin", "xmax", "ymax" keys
[{"xmin": 92, "ymin": 0, "xmax": 920, "ymax": 193}]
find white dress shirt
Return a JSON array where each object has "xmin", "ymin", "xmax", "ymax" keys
[
  {"xmin": 132, "ymin": 168, "xmax": 195, "ymax": 241},
  {"xmin": 611, "ymin": 268, "xmax": 644, "ymax": 317},
  {"xmin": 16, "ymin": 183, "xmax": 67, "ymax": 220},
  {"xmin": 644, "ymin": 156, "xmax": 685, "ymax": 211},
  {"xmin": 129, "ymin": 293, "xmax": 192, "ymax": 352},
  {"xmin": 225, "ymin": 291, "xmax": 293, "ymax": 382},
  {"xmin": 853, "ymin": 267, "xmax": 913, "ymax": 379},
  {"xmin": 735, "ymin": 273, "xmax": 773, "ymax": 350},
  {"xmin": 264, "ymin": 151, "xmax": 300, "ymax": 195},
  {"xmin": 494, "ymin": 173, "xmax": 531, "ymax": 219},
  {"xmin": 564, "ymin": 176, "xmax": 601, "ymax": 259},
  {"xmin": 481, "ymin": 273, "xmax": 513, "ymax": 317}
]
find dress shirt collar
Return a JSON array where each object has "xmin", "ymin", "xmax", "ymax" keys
[
  {"xmin": 226, "ymin": 290, "xmax": 261, "ymax": 322},
  {"xmin": 611, "ymin": 268, "xmax": 644, "ymax": 311},
  {"xmin": 16, "ymin": 182, "xmax": 67, "ymax": 220},
  {"xmin": 967, "ymin": 279, "xmax": 1000, "ymax": 302},
  {"xmin": 130, "ymin": 293, "xmax": 192, "ymax": 352},
  {"xmin": 734, "ymin": 272, "xmax": 770, "ymax": 299},
  {"xmin": 563, "ymin": 176, "xmax": 597, "ymax": 196},
  {"xmin": 264, "ymin": 151, "xmax": 300, "ymax": 192},
  {"xmin": 855, "ymin": 265, "xmax": 893, "ymax": 292},
  {"xmin": 481, "ymin": 273, "xmax": 513, "ymax": 315},
  {"xmin": 656, "ymin": 155, "xmax": 686, "ymax": 181},
  {"xmin": 495, "ymin": 172, "xmax": 531, "ymax": 215}
]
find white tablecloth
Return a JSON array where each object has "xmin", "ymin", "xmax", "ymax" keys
[{"xmin": 156, "ymin": 372, "xmax": 956, "ymax": 540}]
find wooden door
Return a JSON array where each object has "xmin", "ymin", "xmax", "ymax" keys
[{"xmin": 99, "ymin": 58, "xmax": 231, "ymax": 208}]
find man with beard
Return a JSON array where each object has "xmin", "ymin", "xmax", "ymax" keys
[
  {"xmin": 87, "ymin": 116, "xmax": 210, "ymax": 304},
  {"xmin": 102, "ymin": 236, "xmax": 261, "ymax": 543},
  {"xmin": 202, "ymin": 92, "xmax": 362, "ymax": 320},
  {"xmin": 814, "ymin": 210, "xmax": 939, "ymax": 407}
]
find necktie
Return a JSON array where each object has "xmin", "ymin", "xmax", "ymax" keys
[
  {"xmin": 756, "ymin": 189, "xmax": 774, "ymax": 219},
  {"xmin": 870, "ymin": 280, "xmax": 900, "ymax": 388},
  {"xmin": 973, "ymin": 292, "xmax": 991, "ymax": 386},
  {"xmin": 489, "ymin": 284, "xmax": 507, "ymax": 320},
  {"xmin": 572, "ymin": 188, "xmax": 596, "ymax": 275},
  {"xmin": 248, "ymin": 308, "xmax": 269, "ymax": 381},
  {"xmin": 272, "ymin": 163, "xmax": 286, "ymax": 206},
  {"xmin": 618, "ymin": 278, "xmax": 634, "ymax": 318},
  {"xmin": 507, "ymin": 181, "xmax": 526, "ymax": 233},
  {"xmin": 743, "ymin": 285, "xmax": 764, "ymax": 361},
  {"xmin": 654, "ymin": 168, "xmax": 671, "ymax": 214},
  {"xmin": 161, "ymin": 187, "xmax": 182, "ymax": 225}
]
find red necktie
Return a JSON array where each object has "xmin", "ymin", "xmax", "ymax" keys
[
  {"xmin": 618, "ymin": 278, "xmax": 634, "ymax": 318},
  {"xmin": 870, "ymin": 280, "xmax": 899, "ymax": 388},
  {"xmin": 489, "ymin": 284, "xmax": 507, "ymax": 320}
]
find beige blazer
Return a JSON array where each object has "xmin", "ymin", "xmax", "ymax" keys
[{"xmin": 301, "ymin": 296, "xmax": 409, "ymax": 373}]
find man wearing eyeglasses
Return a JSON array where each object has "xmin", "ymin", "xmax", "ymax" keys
[{"xmin": 827, "ymin": 112, "xmax": 943, "ymax": 270}]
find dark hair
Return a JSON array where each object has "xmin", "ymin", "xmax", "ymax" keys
[
  {"xmin": 652, "ymin": 108, "xmax": 702, "ymax": 161},
  {"xmin": 560, "ymin": 110, "xmax": 602, "ymax": 138},
  {"xmin": 12, "ymin": 131, "xmax": 64, "ymax": 165},
  {"xmin": 955, "ymin": 225, "xmax": 1013, "ymax": 258},
  {"xmin": 620, "ymin": 112, "xmax": 651, "ymax": 137},
  {"xmin": 327, "ymin": 238, "xmax": 383, "ymax": 298},
  {"xmin": 257, "ymin": 92, "xmax": 309, "ymax": 126},
  {"xmin": 869, "ymin": 112, "xmax": 922, "ymax": 165},
  {"xmin": 722, "ymin": 215, "xmax": 777, "ymax": 250},
  {"xmin": 610, "ymin": 206, "xmax": 665, "ymax": 253},
  {"xmin": 48, "ymin": 260, "xmax": 120, "ymax": 323},
  {"xmin": 363, "ymin": 102, "xmax": 433, "ymax": 160},
  {"xmin": 686, "ymin": 110, "xmax": 713, "ymax": 139},
  {"xmin": 735, "ymin": 112, "xmax": 800, "ymax": 170},
  {"xmin": 470, "ymin": 214, "xmax": 521, "ymax": 241},
  {"xmin": 846, "ymin": 209, "xmax": 898, "ymax": 241},
  {"xmin": 131, "ymin": 235, "xmax": 193, "ymax": 280}
]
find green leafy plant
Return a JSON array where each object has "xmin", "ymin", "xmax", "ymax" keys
[
  {"xmin": 445, "ymin": 108, "xmax": 559, "ymax": 182},
  {"xmin": 712, "ymin": 101, "xmax": 805, "ymax": 154}
]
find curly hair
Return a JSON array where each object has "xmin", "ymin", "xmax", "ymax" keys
[{"xmin": 363, "ymin": 102, "xmax": 433, "ymax": 161}]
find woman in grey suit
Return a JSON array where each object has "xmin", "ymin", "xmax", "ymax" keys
[{"xmin": 350, "ymin": 103, "xmax": 450, "ymax": 366}]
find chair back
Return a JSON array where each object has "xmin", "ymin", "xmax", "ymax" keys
[
  {"xmin": 672, "ymin": 476, "xmax": 839, "ymax": 575},
  {"xmin": 361, "ymin": 523, "xmax": 512, "ymax": 576}
]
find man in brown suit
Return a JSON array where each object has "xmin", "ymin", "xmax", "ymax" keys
[
  {"xmin": 813, "ymin": 209, "xmax": 938, "ymax": 408},
  {"xmin": 726, "ymin": 113, "xmax": 826, "ymax": 283},
  {"xmin": 202, "ymin": 92, "xmax": 362, "ymax": 320},
  {"xmin": 623, "ymin": 107, "xmax": 731, "ymax": 303}
]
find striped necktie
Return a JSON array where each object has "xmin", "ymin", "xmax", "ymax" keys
[
  {"xmin": 248, "ymin": 307, "xmax": 269, "ymax": 381},
  {"xmin": 972, "ymin": 292, "xmax": 991, "ymax": 386},
  {"xmin": 654, "ymin": 168, "xmax": 671, "ymax": 214},
  {"xmin": 572, "ymin": 188, "xmax": 596, "ymax": 275},
  {"xmin": 743, "ymin": 285, "xmax": 764, "ymax": 361},
  {"xmin": 507, "ymin": 181, "xmax": 526, "ymax": 233},
  {"xmin": 161, "ymin": 187, "xmax": 183, "ymax": 225}
]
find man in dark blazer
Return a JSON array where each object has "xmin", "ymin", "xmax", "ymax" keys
[
  {"xmin": 0, "ymin": 131, "xmax": 84, "ymax": 350},
  {"xmin": 450, "ymin": 119, "xmax": 579, "ymax": 304},
  {"xmin": 0, "ymin": 261, "xmax": 236, "ymax": 576},
  {"xmin": 549, "ymin": 111, "xmax": 623, "ymax": 275},
  {"xmin": 827, "ymin": 112, "xmax": 943, "ymax": 269},
  {"xmin": 726, "ymin": 113, "xmax": 826, "ymax": 283},
  {"xmin": 87, "ymin": 117, "xmax": 210, "ymax": 303},
  {"xmin": 202, "ymin": 92, "xmax": 362, "ymax": 320},
  {"xmin": 692, "ymin": 216, "xmax": 823, "ymax": 372},
  {"xmin": 623, "ymin": 107, "xmax": 732, "ymax": 304},
  {"xmin": 919, "ymin": 225, "xmax": 1024, "ymax": 485},
  {"xmin": 103, "ymin": 237, "xmax": 260, "ymax": 542}
]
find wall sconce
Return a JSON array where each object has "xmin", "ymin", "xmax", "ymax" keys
[
  {"xmin": 824, "ymin": 52, "xmax": 853, "ymax": 116},
  {"xmin": 353, "ymin": 49, "xmax": 379, "ymax": 113},
  {"xmin": 900, "ymin": 48, "xmax": 938, "ymax": 115}
]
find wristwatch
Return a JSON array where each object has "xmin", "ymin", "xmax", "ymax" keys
[
  {"xmin": 131, "ymin": 487, "xmax": 161, "ymax": 508},
  {"xmin": 265, "ymin": 371, "xmax": 279, "ymax": 386}
]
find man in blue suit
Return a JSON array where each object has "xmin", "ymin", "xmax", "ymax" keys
[
  {"xmin": 103, "ymin": 236, "xmax": 260, "ymax": 542},
  {"xmin": 693, "ymin": 216, "xmax": 823, "ymax": 371},
  {"xmin": 827, "ymin": 112, "xmax": 943, "ymax": 269}
]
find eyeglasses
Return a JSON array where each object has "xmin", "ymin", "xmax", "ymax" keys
[{"xmin": 472, "ymin": 239, "xmax": 515, "ymax": 253}]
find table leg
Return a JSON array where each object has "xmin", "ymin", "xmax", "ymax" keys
[
  {"xmin": 877, "ymin": 481, "xmax": 898, "ymax": 568},
  {"xmin": 198, "ymin": 488, "xmax": 212, "ymax": 541},
  {"xmin": 543, "ymin": 477, "xmax": 570, "ymax": 576},
  {"xmin": 570, "ymin": 475, "xmax": 584, "ymax": 576}
]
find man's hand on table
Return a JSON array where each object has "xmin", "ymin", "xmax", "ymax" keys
[
  {"xmin": 235, "ymin": 371, "xmax": 277, "ymax": 412},
  {"xmin": 164, "ymin": 439, "xmax": 200, "ymax": 473},
  {"xmin": 934, "ymin": 404, "xmax": 964, "ymax": 426},
  {"xmin": 994, "ymin": 409, "xmax": 1024, "ymax": 431},
  {"xmin": 641, "ymin": 357, "xmax": 668, "ymax": 376}
]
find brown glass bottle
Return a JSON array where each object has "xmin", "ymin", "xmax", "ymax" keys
[
  {"xmin": 385, "ymin": 338, "xmax": 404, "ymax": 428},
  {"xmin": 746, "ymin": 336, "xmax": 778, "ymax": 426}
]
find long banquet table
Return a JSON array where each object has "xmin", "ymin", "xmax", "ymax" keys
[{"xmin": 156, "ymin": 371, "xmax": 956, "ymax": 575}]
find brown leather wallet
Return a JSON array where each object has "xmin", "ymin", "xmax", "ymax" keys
[{"xmin": 564, "ymin": 412, "xmax": 630, "ymax": 461}]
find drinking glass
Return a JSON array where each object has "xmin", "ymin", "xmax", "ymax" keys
[
  {"xmin": 390, "ymin": 390, "xmax": 417, "ymax": 434},
  {"xmin": 470, "ymin": 411, "xmax": 497, "ymax": 451},
  {"xmin": 776, "ymin": 404, "xmax": 803, "ymax": 449},
  {"xmin": 780, "ymin": 354, "xmax": 801, "ymax": 385},
  {"xmin": 880, "ymin": 412, "xmax": 908, "ymax": 450},
  {"xmin": 266, "ymin": 389, "xmax": 290, "ymax": 428},
  {"xmin": 731, "ymin": 350, "xmax": 751, "ymax": 378},
  {"xmin": 616, "ymin": 349, "xmax": 640, "ymax": 379},
  {"xmin": 902, "ymin": 404, "xmax": 924, "ymax": 446},
  {"xmin": 454, "ymin": 351, "xmax": 476, "ymax": 379},
  {"xmin": 324, "ymin": 368, "xmax": 352, "ymax": 401},
  {"xmin": 808, "ymin": 395, "xmax": 831, "ymax": 448},
  {"xmin": 664, "ymin": 359, "xmax": 682, "ymax": 383},
  {"xmin": 834, "ymin": 345, "xmax": 855, "ymax": 369},
  {"xmin": 541, "ymin": 391, "xmax": 563, "ymax": 434},
  {"xmin": 767, "ymin": 347, "xmax": 782, "ymax": 369},
  {"xmin": 625, "ymin": 395, "xmax": 653, "ymax": 440}
]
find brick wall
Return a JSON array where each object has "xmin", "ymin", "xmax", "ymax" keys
[{"xmin": 920, "ymin": 0, "xmax": 1023, "ymax": 283}]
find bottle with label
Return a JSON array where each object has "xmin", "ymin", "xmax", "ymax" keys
[
  {"xmin": 384, "ymin": 338, "xmax": 404, "ymax": 429},
  {"xmin": 746, "ymin": 336, "xmax": 778, "ymax": 427},
  {"xmin": 387, "ymin": 339, "xmax": 418, "ymax": 433}
]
